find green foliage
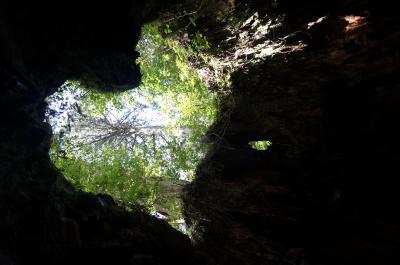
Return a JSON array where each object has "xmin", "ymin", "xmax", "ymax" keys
[
  {"xmin": 190, "ymin": 31, "xmax": 210, "ymax": 54},
  {"xmin": 249, "ymin": 140, "xmax": 272, "ymax": 151},
  {"xmin": 46, "ymin": 20, "xmax": 218, "ymax": 231},
  {"xmin": 137, "ymin": 21, "xmax": 217, "ymax": 141},
  {"xmin": 53, "ymin": 145, "xmax": 157, "ymax": 206}
]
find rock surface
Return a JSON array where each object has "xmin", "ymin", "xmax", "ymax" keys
[{"xmin": 184, "ymin": 1, "xmax": 400, "ymax": 264}]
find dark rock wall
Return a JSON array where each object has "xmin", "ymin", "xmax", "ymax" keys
[{"xmin": 185, "ymin": 1, "xmax": 400, "ymax": 265}]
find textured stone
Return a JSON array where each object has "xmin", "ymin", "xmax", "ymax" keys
[{"xmin": 184, "ymin": 1, "xmax": 400, "ymax": 265}]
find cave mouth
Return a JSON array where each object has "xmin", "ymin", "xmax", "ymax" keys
[{"xmin": 44, "ymin": 21, "xmax": 219, "ymax": 233}]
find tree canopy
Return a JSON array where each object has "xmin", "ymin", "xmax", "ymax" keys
[{"xmin": 45, "ymin": 20, "xmax": 218, "ymax": 231}]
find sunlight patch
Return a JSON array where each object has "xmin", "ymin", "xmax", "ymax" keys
[
  {"xmin": 307, "ymin": 16, "xmax": 327, "ymax": 29},
  {"xmin": 342, "ymin": 15, "xmax": 367, "ymax": 32}
]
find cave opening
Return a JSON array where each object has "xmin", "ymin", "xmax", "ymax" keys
[
  {"xmin": 44, "ymin": 21, "xmax": 219, "ymax": 233},
  {"xmin": 3, "ymin": 1, "xmax": 400, "ymax": 264}
]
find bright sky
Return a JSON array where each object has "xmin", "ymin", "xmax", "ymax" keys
[
  {"xmin": 108, "ymin": 89, "xmax": 168, "ymax": 127},
  {"xmin": 45, "ymin": 83, "xmax": 172, "ymax": 134}
]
